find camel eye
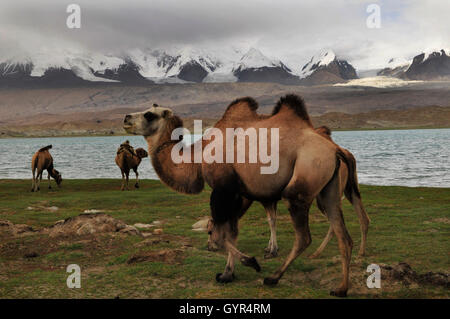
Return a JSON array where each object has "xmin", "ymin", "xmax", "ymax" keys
[{"xmin": 144, "ymin": 112, "xmax": 158, "ymax": 122}]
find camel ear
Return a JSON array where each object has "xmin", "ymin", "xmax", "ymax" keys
[{"xmin": 161, "ymin": 110, "xmax": 171, "ymax": 118}]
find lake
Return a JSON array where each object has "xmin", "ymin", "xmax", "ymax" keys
[{"xmin": 0, "ymin": 128, "xmax": 449, "ymax": 187}]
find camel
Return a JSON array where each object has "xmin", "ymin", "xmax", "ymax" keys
[
  {"xmin": 115, "ymin": 140, "xmax": 148, "ymax": 190},
  {"xmin": 31, "ymin": 145, "xmax": 62, "ymax": 192},
  {"xmin": 123, "ymin": 95, "xmax": 360, "ymax": 297},
  {"xmin": 206, "ymin": 126, "xmax": 369, "ymax": 260}
]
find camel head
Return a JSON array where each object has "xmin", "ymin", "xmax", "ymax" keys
[
  {"xmin": 53, "ymin": 169, "xmax": 62, "ymax": 187},
  {"xmin": 123, "ymin": 104, "xmax": 174, "ymax": 137},
  {"xmin": 135, "ymin": 148, "xmax": 149, "ymax": 159}
]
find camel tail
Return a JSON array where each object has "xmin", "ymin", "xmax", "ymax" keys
[
  {"xmin": 39, "ymin": 145, "xmax": 52, "ymax": 152},
  {"xmin": 336, "ymin": 149, "xmax": 361, "ymax": 203}
]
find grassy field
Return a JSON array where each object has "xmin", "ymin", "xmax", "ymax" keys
[{"xmin": 0, "ymin": 179, "xmax": 448, "ymax": 298}]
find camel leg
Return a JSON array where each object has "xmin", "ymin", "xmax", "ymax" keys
[
  {"xmin": 216, "ymin": 220, "xmax": 261, "ymax": 283},
  {"xmin": 264, "ymin": 198, "xmax": 312, "ymax": 286},
  {"xmin": 309, "ymin": 225, "xmax": 334, "ymax": 259},
  {"xmin": 36, "ymin": 170, "xmax": 43, "ymax": 191},
  {"xmin": 134, "ymin": 168, "xmax": 139, "ymax": 188},
  {"xmin": 262, "ymin": 201, "xmax": 279, "ymax": 259},
  {"xmin": 352, "ymin": 196, "xmax": 369, "ymax": 256},
  {"xmin": 318, "ymin": 175, "xmax": 353, "ymax": 297},
  {"xmin": 309, "ymin": 198, "xmax": 333, "ymax": 258},
  {"xmin": 31, "ymin": 168, "xmax": 36, "ymax": 192},
  {"xmin": 47, "ymin": 172, "xmax": 52, "ymax": 189},
  {"xmin": 125, "ymin": 171, "xmax": 130, "ymax": 190},
  {"xmin": 120, "ymin": 170, "xmax": 125, "ymax": 191}
]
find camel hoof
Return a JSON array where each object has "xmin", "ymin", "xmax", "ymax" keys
[
  {"xmin": 135, "ymin": 183, "xmax": 139, "ymax": 189},
  {"xmin": 31, "ymin": 189, "xmax": 34, "ymax": 192},
  {"xmin": 216, "ymin": 273, "xmax": 235, "ymax": 283},
  {"xmin": 263, "ymin": 277, "xmax": 279, "ymax": 286},
  {"xmin": 48, "ymin": 186, "xmax": 52, "ymax": 189},
  {"xmin": 330, "ymin": 289, "xmax": 347, "ymax": 298},
  {"xmin": 240, "ymin": 256, "xmax": 261, "ymax": 272},
  {"xmin": 264, "ymin": 251, "xmax": 278, "ymax": 259}
]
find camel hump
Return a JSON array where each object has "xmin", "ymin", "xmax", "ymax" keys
[
  {"xmin": 272, "ymin": 94, "xmax": 312, "ymax": 124},
  {"xmin": 223, "ymin": 97, "xmax": 259, "ymax": 119},
  {"xmin": 38, "ymin": 145, "xmax": 52, "ymax": 152}
]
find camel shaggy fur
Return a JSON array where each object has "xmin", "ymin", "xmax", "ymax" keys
[
  {"xmin": 115, "ymin": 141, "xmax": 148, "ymax": 190},
  {"xmin": 31, "ymin": 145, "xmax": 62, "ymax": 192},
  {"xmin": 123, "ymin": 95, "xmax": 360, "ymax": 297}
]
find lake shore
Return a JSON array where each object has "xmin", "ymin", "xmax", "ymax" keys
[{"xmin": 0, "ymin": 179, "xmax": 448, "ymax": 298}]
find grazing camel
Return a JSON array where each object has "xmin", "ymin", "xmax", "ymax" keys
[
  {"xmin": 31, "ymin": 145, "xmax": 62, "ymax": 192},
  {"xmin": 123, "ymin": 95, "xmax": 359, "ymax": 297},
  {"xmin": 115, "ymin": 140, "xmax": 148, "ymax": 190},
  {"xmin": 206, "ymin": 126, "xmax": 369, "ymax": 259}
]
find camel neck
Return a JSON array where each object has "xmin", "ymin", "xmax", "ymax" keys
[{"xmin": 145, "ymin": 130, "xmax": 204, "ymax": 195}]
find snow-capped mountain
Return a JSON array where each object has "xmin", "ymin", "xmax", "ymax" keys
[
  {"xmin": 231, "ymin": 48, "xmax": 299, "ymax": 84},
  {"xmin": 376, "ymin": 49, "xmax": 450, "ymax": 80},
  {"xmin": 126, "ymin": 48, "xmax": 220, "ymax": 83},
  {"xmin": 405, "ymin": 49, "xmax": 450, "ymax": 80},
  {"xmin": 377, "ymin": 57, "xmax": 411, "ymax": 78},
  {"xmin": 0, "ymin": 47, "xmax": 363, "ymax": 86},
  {"xmin": 297, "ymin": 50, "xmax": 358, "ymax": 85}
]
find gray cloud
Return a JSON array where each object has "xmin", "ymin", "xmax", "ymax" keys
[{"xmin": 0, "ymin": 0, "xmax": 448, "ymax": 69}]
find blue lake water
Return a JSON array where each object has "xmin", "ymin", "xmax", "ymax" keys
[{"xmin": 0, "ymin": 128, "xmax": 449, "ymax": 187}]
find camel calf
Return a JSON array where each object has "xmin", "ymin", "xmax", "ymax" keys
[
  {"xmin": 31, "ymin": 145, "xmax": 62, "ymax": 192},
  {"xmin": 115, "ymin": 141, "xmax": 148, "ymax": 190}
]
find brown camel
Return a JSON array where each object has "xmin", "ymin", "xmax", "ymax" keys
[
  {"xmin": 123, "ymin": 95, "xmax": 359, "ymax": 297},
  {"xmin": 31, "ymin": 145, "xmax": 62, "ymax": 192},
  {"xmin": 115, "ymin": 141, "xmax": 148, "ymax": 190},
  {"xmin": 206, "ymin": 126, "xmax": 369, "ymax": 259}
]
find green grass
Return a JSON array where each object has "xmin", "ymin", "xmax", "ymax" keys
[{"xmin": 0, "ymin": 179, "xmax": 448, "ymax": 298}]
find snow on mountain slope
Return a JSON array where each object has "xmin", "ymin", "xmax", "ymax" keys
[
  {"xmin": 27, "ymin": 51, "xmax": 122, "ymax": 82},
  {"xmin": 298, "ymin": 49, "xmax": 336, "ymax": 78},
  {"xmin": 334, "ymin": 76, "xmax": 423, "ymax": 88},
  {"xmin": 233, "ymin": 48, "xmax": 284, "ymax": 71}
]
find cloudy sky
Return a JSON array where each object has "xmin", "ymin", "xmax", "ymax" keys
[{"xmin": 0, "ymin": 0, "xmax": 448, "ymax": 70}]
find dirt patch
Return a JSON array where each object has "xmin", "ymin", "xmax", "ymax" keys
[
  {"xmin": 380, "ymin": 262, "xmax": 449, "ymax": 288},
  {"xmin": 127, "ymin": 249, "xmax": 185, "ymax": 265},
  {"xmin": 42, "ymin": 213, "xmax": 141, "ymax": 237},
  {"xmin": 0, "ymin": 220, "xmax": 35, "ymax": 237}
]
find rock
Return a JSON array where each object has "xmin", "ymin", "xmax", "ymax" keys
[
  {"xmin": 27, "ymin": 207, "xmax": 34, "ymax": 210},
  {"xmin": 134, "ymin": 223, "xmax": 154, "ymax": 229},
  {"xmin": 44, "ymin": 213, "xmax": 142, "ymax": 237},
  {"xmin": 153, "ymin": 228, "xmax": 163, "ymax": 235},
  {"xmin": 83, "ymin": 209, "xmax": 104, "ymax": 214},
  {"xmin": 47, "ymin": 206, "xmax": 59, "ymax": 212},
  {"xmin": 192, "ymin": 218, "xmax": 210, "ymax": 231},
  {"xmin": 152, "ymin": 220, "xmax": 162, "ymax": 225}
]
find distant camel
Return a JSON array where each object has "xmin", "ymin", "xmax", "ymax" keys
[
  {"xmin": 31, "ymin": 145, "xmax": 62, "ymax": 192},
  {"xmin": 115, "ymin": 140, "xmax": 148, "ymax": 190},
  {"xmin": 206, "ymin": 126, "xmax": 370, "ymax": 260},
  {"xmin": 123, "ymin": 94, "xmax": 360, "ymax": 297}
]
